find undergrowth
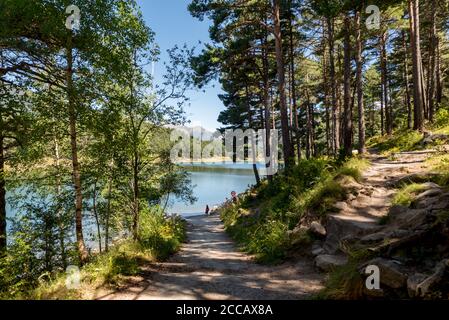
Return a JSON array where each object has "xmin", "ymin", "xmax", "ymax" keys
[
  {"xmin": 1, "ymin": 207, "xmax": 186, "ymax": 300},
  {"xmin": 220, "ymin": 157, "xmax": 369, "ymax": 264}
]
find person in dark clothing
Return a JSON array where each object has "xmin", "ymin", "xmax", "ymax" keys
[{"xmin": 205, "ymin": 205, "xmax": 210, "ymax": 215}]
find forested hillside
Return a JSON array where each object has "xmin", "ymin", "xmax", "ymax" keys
[
  {"xmin": 189, "ymin": 0, "xmax": 448, "ymax": 164},
  {"xmin": 1, "ymin": 0, "xmax": 449, "ymax": 301}
]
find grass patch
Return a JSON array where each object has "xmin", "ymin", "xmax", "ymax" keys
[
  {"xmin": 425, "ymin": 154, "xmax": 449, "ymax": 187},
  {"xmin": 316, "ymin": 248, "xmax": 373, "ymax": 300},
  {"xmin": 220, "ymin": 157, "xmax": 369, "ymax": 264},
  {"xmin": 367, "ymin": 130, "xmax": 423, "ymax": 155},
  {"xmin": 3, "ymin": 207, "xmax": 186, "ymax": 300},
  {"xmin": 392, "ymin": 183, "xmax": 428, "ymax": 207}
]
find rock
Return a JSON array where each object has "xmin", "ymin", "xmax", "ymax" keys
[
  {"xmin": 288, "ymin": 225, "xmax": 309, "ymax": 246},
  {"xmin": 333, "ymin": 202, "xmax": 348, "ymax": 211},
  {"xmin": 360, "ymin": 232, "xmax": 389, "ymax": 244},
  {"xmin": 430, "ymin": 200, "xmax": 449, "ymax": 211},
  {"xmin": 323, "ymin": 214, "xmax": 381, "ymax": 254},
  {"xmin": 394, "ymin": 209, "xmax": 428, "ymax": 229},
  {"xmin": 315, "ymin": 254, "xmax": 348, "ymax": 272},
  {"xmin": 395, "ymin": 174, "xmax": 440, "ymax": 187},
  {"xmin": 311, "ymin": 247, "xmax": 325, "ymax": 256},
  {"xmin": 347, "ymin": 193, "xmax": 357, "ymax": 202},
  {"xmin": 335, "ymin": 175, "xmax": 362, "ymax": 192},
  {"xmin": 389, "ymin": 205, "xmax": 409, "ymax": 217},
  {"xmin": 416, "ymin": 259, "xmax": 449, "ymax": 297},
  {"xmin": 365, "ymin": 258, "xmax": 407, "ymax": 289},
  {"xmin": 415, "ymin": 188, "xmax": 443, "ymax": 201},
  {"xmin": 422, "ymin": 133, "xmax": 448, "ymax": 145},
  {"xmin": 420, "ymin": 182, "xmax": 441, "ymax": 190},
  {"xmin": 407, "ymin": 273, "xmax": 428, "ymax": 298},
  {"xmin": 310, "ymin": 221, "xmax": 327, "ymax": 237},
  {"xmin": 391, "ymin": 229, "xmax": 411, "ymax": 238}
]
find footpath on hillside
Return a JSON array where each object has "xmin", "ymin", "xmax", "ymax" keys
[
  {"xmin": 98, "ymin": 214, "xmax": 324, "ymax": 300},
  {"xmin": 98, "ymin": 149, "xmax": 441, "ymax": 300}
]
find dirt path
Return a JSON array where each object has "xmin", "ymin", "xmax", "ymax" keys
[
  {"xmin": 324, "ymin": 150, "xmax": 435, "ymax": 254},
  {"xmin": 98, "ymin": 150, "xmax": 436, "ymax": 300},
  {"xmin": 98, "ymin": 215, "xmax": 324, "ymax": 300}
]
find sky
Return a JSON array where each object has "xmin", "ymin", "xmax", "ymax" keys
[{"xmin": 136, "ymin": 0, "xmax": 223, "ymax": 132}]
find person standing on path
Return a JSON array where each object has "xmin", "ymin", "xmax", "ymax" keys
[{"xmin": 205, "ymin": 205, "xmax": 210, "ymax": 215}]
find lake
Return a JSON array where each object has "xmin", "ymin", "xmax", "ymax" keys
[
  {"xmin": 168, "ymin": 163, "xmax": 257, "ymax": 217},
  {"xmin": 5, "ymin": 163, "xmax": 258, "ymax": 243}
]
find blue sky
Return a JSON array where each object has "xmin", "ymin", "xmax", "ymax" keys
[{"xmin": 136, "ymin": 0, "xmax": 223, "ymax": 132}]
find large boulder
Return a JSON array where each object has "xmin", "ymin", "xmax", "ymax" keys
[
  {"xmin": 407, "ymin": 273, "xmax": 428, "ymax": 298},
  {"xmin": 315, "ymin": 254, "xmax": 348, "ymax": 272},
  {"xmin": 360, "ymin": 231, "xmax": 390, "ymax": 244},
  {"xmin": 415, "ymin": 259, "xmax": 449, "ymax": 297},
  {"xmin": 332, "ymin": 201, "xmax": 349, "ymax": 212},
  {"xmin": 311, "ymin": 244, "xmax": 325, "ymax": 256},
  {"xmin": 421, "ymin": 133, "xmax": 449, "ymax": 146},
  {"xmin": 323, "ymin": 214, "xmax": 381, "ymax": 254},
  {"xmin": 310, "ymin": 221, "xmax": 327, "ymax": 238},
  {"xmin": 364, "ymin": 258, "xmax": 407, "ymax": 289}
]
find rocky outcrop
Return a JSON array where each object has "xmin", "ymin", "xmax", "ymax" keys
[
  {"xmin": 421, "ymin": 132, "xmax": 449, "ymax": 146},
  {"xmin": 363, "ymin": 258, "xmax": 408, "ymax": 289},
  {"xmin": 310, "ymin": 221, "xmax": 326, "ymax": 238},
  {"xmin": 315, "ymin": 254, "xmax": 348, "ymax": 272},
  {"xmin": 316, "ymin": 153, "xmax": 449, "ymax": 299}
]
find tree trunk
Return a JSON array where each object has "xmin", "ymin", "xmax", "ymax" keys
[
  {"xmin": 427, "ymin": 0, "xmax": 437, "ymax": 122},
  {"xmin": 402, "ymin": 30, "xmax": 413, "ymax": 129},
  {"xmin": 327, "ymin": 16, "xmax": 339, "ymax": 155},
  {"xmin": 322, "ymin": 18, "xmax": 331, "ymax": 155},
  {"xmin": 409, "ymin": 0, "xmax": 425, "ymax": 131},
  {"xmin": 0, "ymin": 134, "xmax": 6, "ymax": 254},
  {"xmin": 262, "ymin": 34, "xmax": 273, "ymax": 180},
  {"xmin": 305, "ymin": 90, "xmax": 311, "ymax": 159},
  {"xmin": 105, "ymin": 170, "xmax": 112, "ymax": 252},
  {"xmin": 289, "ymin": 8, "xmax": 301, "ymax": 163},
  {"xmin": 92, "ymin": 181, "xmax": 102, "ymax": 253},
  {"xmin": 53, "ymin": 135, "xmax": 67, "ymax": 268},
  {"xmin": 66, "ymin": 33, "xmax": 88, "ymax": 264},
  {"xmin": 380, "ymin": 32, "xmax": 392, "ymax": 135},
  {"xmin": 132, "ymin": 151, "xmax": 139, "ymax": 241},
  {"xmin": 355, "ymin": 10, "xmax": 366, "ymax": 154},
  {"xmin": 337, "ymin": 45, "xmax": 343, "ymax": 149},
  {"xmin": 343, "ymin": 15, "xmax": 353, "ymax": 157},
  {"xmin": 273, "ymin": 0, "xmax": 293, "ymax": 169},
  {"xmin": 435, "ymin": 36, "xmax": 442, "ymax": 108},
  {"xmin": 245, "ymin": 85, "xmax": 260, "ymax": 185}
]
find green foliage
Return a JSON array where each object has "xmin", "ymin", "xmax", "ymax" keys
[
  {"xmin": 434, "ymin": 106, "xmax": 449, "ymax": 132},
  {"xmin": 138, "ymin": 207, "xmax": 186, "ymax": 261},
  {"xmin": 317, "ymin": 248, "xmax": 372, "ymax": 300},
  {"xmin": 367, "ymin": 130, "xmax": 424, "ymax": 154},
  {"xmin": 0, "ymin": 206, "xmax": 186, "ymax": 299},
  {"xmin": 220, "ymin": 157, "xmax": 369, "ymax": 263},
  {"xmin": 392, "ymin": 183, "xmax": 428, "ymax": 207}
]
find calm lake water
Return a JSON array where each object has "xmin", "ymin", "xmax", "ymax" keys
[
  {"xmin": 5, "ymin": 163, "xmax": 258, "ymax": 246},
  {"xmin": 168, "ymin": 163, "xmax": 257, "ymax": 217}
]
